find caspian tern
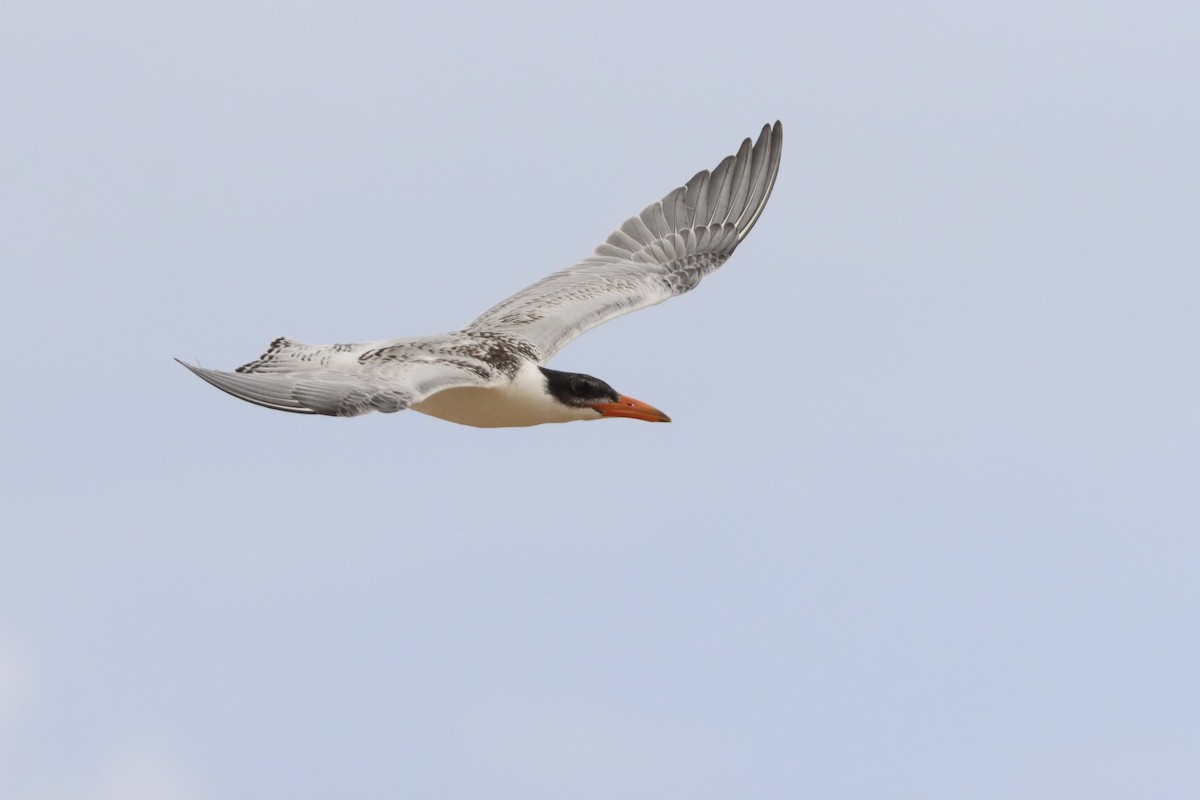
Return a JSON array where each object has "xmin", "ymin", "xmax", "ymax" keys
[{"xmin": 180, "ymin": 122, "xmax": 782, "ymax": 427}]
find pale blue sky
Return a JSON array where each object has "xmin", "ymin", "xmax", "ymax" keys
[{"xmin": 2, "ymin": 2, "xmax": 1198, "ymax": 798}]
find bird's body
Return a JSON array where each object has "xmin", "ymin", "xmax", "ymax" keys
[
  {"xmin": 180, "ymin": 122, "xmax": 782, "ymax": 427},
  {"xmin": 411, "ymin": 362, "xmax": 599, "ymax": 428}
]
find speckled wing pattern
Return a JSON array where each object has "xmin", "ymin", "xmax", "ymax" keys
[
  {"xmin": 466, "ymin": 121, "xmax": 782, "ymax": 361},
  {"xmin": 176, "ymin": 334, "xmax": 505, "ymax": 416}
]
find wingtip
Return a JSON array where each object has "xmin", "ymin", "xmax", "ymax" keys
[
  {"xmin": 174, "ymin": 357, "xmax": 212, "ymax": 378},
  {"xmin": 764, "ymin": 120, "xmax": 783, "ymax": 149},
  {"xmin": 177, "ymin": 358, "xmax": 321, "ymax": 415}
]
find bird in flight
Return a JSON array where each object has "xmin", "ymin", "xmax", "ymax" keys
[{"xmin": 180, "ymin": 122, "xmax": 782, "ymax": 427}]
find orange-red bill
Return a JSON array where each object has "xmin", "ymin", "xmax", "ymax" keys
[{"xmin": 592, "ymin": 395, "xmax": 671, "ymax": 423}]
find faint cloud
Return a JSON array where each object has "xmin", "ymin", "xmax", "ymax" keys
[
  {"xmin": 0, "ymin": 641, "xmax": 30, "ymax": 709},
  {"xmin": 0, "ymin": 640, "xmax": 202, "ymax": 800},
  {"xmin": 0, "ymin": 638, "xmax": 202, "ymax": 800},
  {"xmin": 0, "ymin": 638, "xmax": 34, "ymax": 736},
  {"xmin": 11, "ymin": 746, "xmax": 202, "ymax": 800},
  {"xmin": 90, "ymin": 747, "xmax": 203, "ymax": 800}
]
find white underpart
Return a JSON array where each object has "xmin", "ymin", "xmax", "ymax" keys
[{"xmin": 411, "ymin": 362, "xmax": 600, "ymax": 428}]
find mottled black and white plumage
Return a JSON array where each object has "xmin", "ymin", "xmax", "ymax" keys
[{"xmin": 179, "ymin": 121, "xmax": 782, "ymax": 427}]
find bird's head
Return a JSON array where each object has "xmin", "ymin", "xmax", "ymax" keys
[{"xmin": 539, "ymin": 367, "xmax": 671, "ymax": 423}]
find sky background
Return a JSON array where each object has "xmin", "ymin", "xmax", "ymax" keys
[{"xmin": 2, "ymin": 2, "xmax": 1198, "ymax": 798}]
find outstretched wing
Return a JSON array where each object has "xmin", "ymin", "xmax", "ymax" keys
[
  {"xmin": 176, "ymin": 336, "xmax": 499, "ymax": 417},
  {"xmin": 466, "ymin": 121, "xmax": 782, "ymax": 361}
]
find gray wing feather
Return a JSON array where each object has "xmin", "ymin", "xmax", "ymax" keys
[
  {"xmin": 177, "ymin": 360, "xmax": 416, "ymax": 416},
  {"xmin": 177, "ymin": 347, "xmax": 491, "ymax": 417},
  {"xmin": 466, "ymin": 121, "xmax": 782, "ymax": 361}
]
